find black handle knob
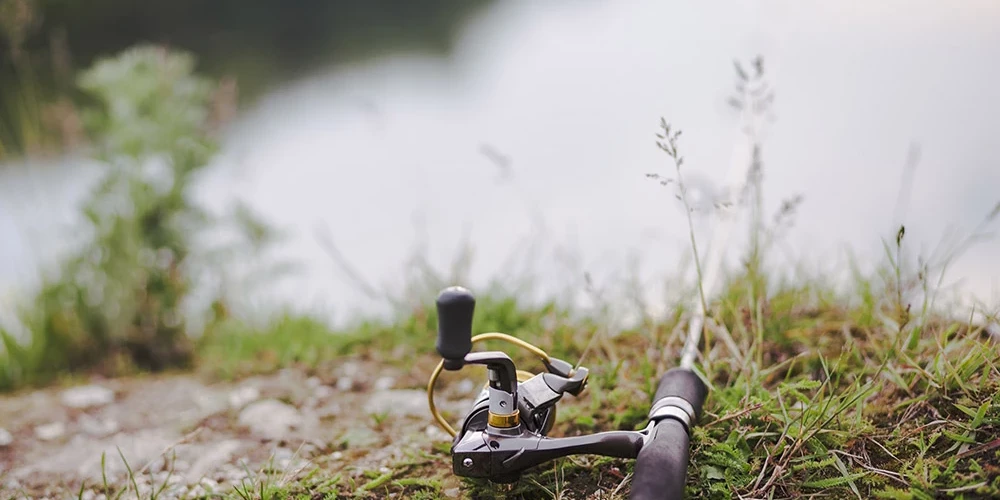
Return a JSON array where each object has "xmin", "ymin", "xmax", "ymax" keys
[{"xmin": 436, "ymin": 286, "xmax": 475, "ymax": 370}]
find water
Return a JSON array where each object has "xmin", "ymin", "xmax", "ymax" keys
[{"xmin": 2, "ymin": 0, "xmax": 999, "ymax": 330}]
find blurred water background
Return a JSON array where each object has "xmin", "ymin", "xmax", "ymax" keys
[{"xmin": 2, "ymin": 0, "xmax": 998, "ymax": 331}]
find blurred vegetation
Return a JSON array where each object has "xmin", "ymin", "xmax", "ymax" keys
[
  {"xmin": 0, "ymin": 0, "xmax": 493, "ymax": 160},
  {"xmin": 1, "ymin": 45, "xmax": 243, "ymax": 389}
]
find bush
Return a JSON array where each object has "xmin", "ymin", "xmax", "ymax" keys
[{"xmin": 1, "ymin": 45, "xmax": 218, "ymax": 389}]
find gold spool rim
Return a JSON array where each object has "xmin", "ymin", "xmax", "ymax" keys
[{"xmin": 488, "ymin": 409, "xmax": 520, "ymax": 428}]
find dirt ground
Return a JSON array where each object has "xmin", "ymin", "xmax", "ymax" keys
[{"xmin": 0, "ymin": 359, "xmax": 480, "ymax": 499}]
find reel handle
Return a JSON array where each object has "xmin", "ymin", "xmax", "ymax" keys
[{"xmin": 436, "ymin": 286, "xmax": 475, "ymax": 370}]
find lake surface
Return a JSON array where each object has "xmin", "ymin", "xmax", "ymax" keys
[{"xmin": 2, "ymin": 0, "xmax": 999, "ymax": 330}]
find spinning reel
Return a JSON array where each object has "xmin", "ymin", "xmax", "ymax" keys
[{"xmin": 426, "ymin": 286, "xmax": 707, "ymax": 499}]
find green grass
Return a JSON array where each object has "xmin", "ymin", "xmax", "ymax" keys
[
  {"xmin": 6, "ymin": 258, "xmax": 998, "ymax": 499},
  {"xmin": 165, "ymin": 265, "xmax": 1000, "ymax": 499},
  {"xmin": 194, "ymin": 293, "xmax": 573, "ymax": 381}
]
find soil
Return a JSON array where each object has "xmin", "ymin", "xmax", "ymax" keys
[{"xmin": 0, "ymin": 358, "xmax": 481, "ymax": 499}]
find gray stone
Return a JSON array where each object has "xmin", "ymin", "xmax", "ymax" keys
[
  {"xmin": 270, "ymin": 446, "xmax": 310, "ymax": 472},
  {"xmin": 338, "ymin": 360, "xmax": 362, "ymax": 378},
  {"xmin": 315, "ymin": 400, "xmax": 342, "ymax": 419},
  {"xmin": 60, "ymin": 385, "xmax": 115, "ymax": 409},
  {"xmin": 188, "ymin": 477, "xmax": 219, "ymax": 497},
  {"xmin": 444, "ymin": 487, "xmax": 461, "ymax": 498},
  {"xmin": 78, "ymin": 415, "xmax": 119, "ymax": 437},
  {"xmin": 183, "ymin": 439, "xmax": 244, "ymax": 483},
  {"xmin": 0, "ymin": 428, "xmax": 12, "ymax": 447},
  {"xmin": 373, "ymin": 376, "xmax": 395, "ymax": 391},
  {"xmin": 363, "ymin": 390, "xmax": 427, "ymax": 418},
  {"xmin": 339, "ymin": 428, "xmax": 381, "ymax": 448},
  {"xmin": 222, "ymin": 463, "xmax": 249, "ymax": 483},
  {"xmin": 425, "ymin": 424, "xmax": 449, "ymax": 441},
  {"xmin": 238, "ymin": 399, "xmax": 303, "ymax": 439},
  {"xmin": 336, "ymin": 377, "xmax": 353, "ymax": 391},
  {"xmin": 456, "ymin": 379, "xmax": 477, "ymax": 395},
  {"xmin": 89, "ymin": 430, "xmax": 179, "ymax": 480},
  {"xmin": 23, "ymin": 429, "xmax": 179, "ymax": 482},
  {"xmin": 34, "ymin": 422, "xmax": 66, "ymax": 441},
  {"xmin": 227, "ymin": 386, "xmax": 260, "ymax": 409}
]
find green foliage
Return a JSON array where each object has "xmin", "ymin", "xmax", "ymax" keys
[
  {"xmin": 77, "ymin": 46, "xmax": 214, "ymax": 161},
  {"xmin": 1, "ymin": 45, "xmax": 217, "ymax": 390},
  {"xmin": 196, "ymin": 291, "xmax": 570, "ymax": 381}
]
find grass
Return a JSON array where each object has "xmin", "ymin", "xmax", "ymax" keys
[{"xmin": 125, "ymin": 260, "xmax": 995, "ymax": 499}]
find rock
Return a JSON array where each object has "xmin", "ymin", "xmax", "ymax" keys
[
  {"xmin": 339, "ymin": 428, "xmax": 382, "ymax": 448},
  {"xmin": 456, "ymin": 379, "xmax": 477, "ymax": 395},
  {"xmin": 336, "ymin": 377, "xmax": 353, "ymax": 391},
  {"xmin": 238, "ymin": 399, "xmax": 303, "ymax": 439},
  {"xmin": 272, "ymin": 447, "xmax": 294, "ymax": 462},
  {"xmin": 270, "ymin": 447, "xmax": 310, "ymax": 472},
  {"xmin": 315, "ymin": 400, "xmax": 342, "ymax": 419},
  {"xmin": 338, "ymin": 360, "xmax": 362, "ymax": 378},
  {"xmin": 78, "ymin": 415, "xmax": 119, "ymax": 437},
  {"xmin": 373, "ymin": 376, "xmax": 395, "ymax": 391},
  {"xmin": 34, "ymin": 422, "xmax": 66, "ymax": 441},
  {"xmin": 0, "ymin": 428, "xmax": 12, "ymax": 447},
  {"xmin": 444, "ymin": 487, "xmax": 461, "ymax": 498},
  {"xmin": 227, "ymin": 386, "xmax": 260, "ymax": 409},
  {"xmin": 184, "ymin": 440, "xmax": 244, "ymax": 483},
  {"xmin": 425, "ymin": 424, "xmax": 449, "ymax": 441},
  {"xmin": 363, "ymin": 390, "xmax": 427, "ymax": 418},
  {"xmin": 221, "ymin": 463, "xmax": 250, "ymax": 483},
  {"xmin": 306, "ymin": 377, "xmax": 321, "ymax": 388},
  {"xmin": 188, "ymin": 477, "xmax": 219, "ymax": 497},
  {"xmin": 90, "ymin": 430, "xmax": 179, "ymax": 480},
  {"xmin": 314, "ymin": 385, "xmax": 334, "ymax": 399},
  {"xmin": 60, "ymin": 385, "xmax": 115, "ymax": 409}
]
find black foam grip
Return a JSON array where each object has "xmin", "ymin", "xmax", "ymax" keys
[
  {"xmin": 653, "ymin": 368, "xmax": 708, "ymax": 421},
  {"xmin": 435, "ymin": 286, "xmax": 475, "ymax": 363},
  {"xmin": 629, "ymin": 418, "xmax": 690, "ymax": 500}
]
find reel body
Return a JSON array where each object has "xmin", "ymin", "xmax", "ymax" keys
[
  {"xmin": 427, "ymin": 286, "xmax": 641, "ymax": 484},
  {"xmin": 427, "ymin": 286, "xmax": 707, "ymax": 499}
]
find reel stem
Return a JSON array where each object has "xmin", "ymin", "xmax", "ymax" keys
[{"xmin": 427, "ymin": 332, "xmax": 552, "ymax": 437}]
